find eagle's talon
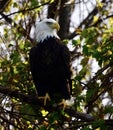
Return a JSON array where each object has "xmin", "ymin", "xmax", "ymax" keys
[
  {"xmin": 38, "ymin": 93, "xmax": 51, "ymax": 106},
  {"xmin": 58, "ymin": 96, "xmax": 75, "ymax": 109},
  {"xmin": 58, "ymin": 99, "xmax": 69, "ymax": 110}
]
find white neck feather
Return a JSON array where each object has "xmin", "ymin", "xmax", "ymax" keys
[{"xmin": 34, "ymin": 28, "xmax": 60, "ymax": 43}]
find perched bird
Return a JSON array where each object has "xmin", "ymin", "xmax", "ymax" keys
[{"xmin": 30, "ymin": 18, "xmax": 74, "ymax": 107}]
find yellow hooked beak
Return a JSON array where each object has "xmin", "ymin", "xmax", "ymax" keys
[{"xmin": 51, "ymin": 22, "xmax": 60, "ymax": 31}]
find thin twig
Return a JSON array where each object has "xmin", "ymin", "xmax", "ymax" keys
[{"xmin": 0, "ymin": 1, "xmax": 51, "ymax": 20}]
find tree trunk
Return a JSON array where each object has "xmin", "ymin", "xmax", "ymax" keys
[
  {"xmin": 58, "ymin": 0, "xmax": 74, "ymax": 39},
  {"xmin": 47, "ymin": 0, "xmax": 59, "ymax": 19},
  {"xmin": 47, "ymin": 0, "xmax": 74, "ymax": 40}
]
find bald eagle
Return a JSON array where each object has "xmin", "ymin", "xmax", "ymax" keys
[{"xmin": 30, "ymin": 18, "xmax": 73, "ymax": 107}]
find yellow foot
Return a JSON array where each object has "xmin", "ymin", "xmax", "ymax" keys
[
  {"xmin": 58, "ymin": 99, "xmax": 69, "ymax": 110},
  {"xmin": 58, "ymin": 97, "xmax": 75, "ymax": 110},
  {"xmin": 38, "ymin": 93, "xmax": 51, "ymax": 106}
]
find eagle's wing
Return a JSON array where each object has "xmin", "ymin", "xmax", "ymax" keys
[
  {"xmin": 61, "ymin": 44, "xmax": 72, "ymax": 95},
  {"xmin": 29, "ymin": 46, "xmax": 38, "ymax": 86}
]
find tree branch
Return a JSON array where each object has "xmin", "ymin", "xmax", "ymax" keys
[
  {"xmin": 0, "ymin": 85, "xmax": 95, "ymax": 121},
  {"xmin": 0, "ymin": 115, "xmax": 21, "ymax": 129},
  {"xmin": 0, "ymin": 85, "xmax": 40, "ymax": 105},
  {"xmin": 67, "ymin": 0, "xmax": 108, "ymax": 39},
  {"xmin": 0, "ymin": 0, "xmax": 10, "ymax": 13},
  {"xmin": 0, "ymin": 12, "xmax": 34, "ymax": 44},
  {"xmin": 0, "ymin": 85, "xmax": 113, "ymax": 129},
  {"xmin": 0, "ymin": 1, "xmax": 51, "ymax": 20}
]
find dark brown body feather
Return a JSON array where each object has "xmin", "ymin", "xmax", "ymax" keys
[{"xmin": 30, "ymin": 37, "xmax": 72, "ymax": 100}]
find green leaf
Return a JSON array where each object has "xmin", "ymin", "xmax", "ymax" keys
[
  {"xmin": 10, "ymin": 51, "xmax": 20, "ymax": 64},
  {"xmin": 81, "ymin": 57, "xmax": 89, "ymax": 66},
  {"xmin": 39, "ymin": 126, "xmax": 46, "ymax": 130},
  {"xmin": 104, "ymin": 106, "xmax": 113, "ymax": 114},
  {"xmin": 92, "ymin": 120, "xmax": 107, "ymax": 130},
  {"xmin": 83, "ymin": 45, "xmax": 90, "ymax": 56},
  {"xmin": 48, "ymin": 112, "xmax": 59, "ymax": 124},
  {"xmin": 72, "ymin": 39, "xmax": 79, "ymax": 46}
]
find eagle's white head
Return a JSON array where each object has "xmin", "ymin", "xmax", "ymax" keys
[{"xmin": 34, "ymin": 18, "xmax": 60, "ymax": 42}]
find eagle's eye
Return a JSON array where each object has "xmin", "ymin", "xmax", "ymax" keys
[{"xmin": 46, "ymin": 21, "xmax": 53, "ymax": 25}]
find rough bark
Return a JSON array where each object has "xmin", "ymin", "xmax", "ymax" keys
[
  {"xmin": 47, "ymin": 0, "xmax": 59, "ymax": 19},
  {"xmin": 58, "ymin": 0, "xmax": 74, "ymax": 39}
]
